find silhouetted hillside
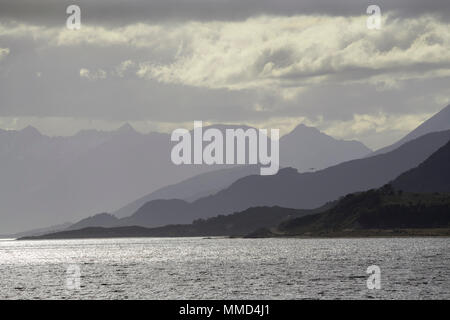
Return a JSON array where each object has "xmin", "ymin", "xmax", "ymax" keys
[
  {"xmin": 0, "ymin": 122, "xmax": 370, "ymax": 233},
  {"xmin": 277, "ymin": 185, "xmax": 450, "ymax": 237},
  {"xmin": 21, "ymin": 206, "xmax": 315, "ymax": 240},
  {"xmin": 392, "ymin": 140, "xmax": 450, "ymax": 193},
  {"xmin": 113, "ymin": 125, "xmax": 371, "ymax": 218},
  {"xmin": 22, "ymin": 187, "xmax": 450, "ymax": 239},
  {"xmin": 117, "ymin": 130, "xmax": 450, "ymax": 228},
  {"xmin": 113, "ymin": 165, "xmax": 260, "ymax": 218},
  {"xmin": 67, "ymin": 213, "xmax": 119, "ymax": 231}
]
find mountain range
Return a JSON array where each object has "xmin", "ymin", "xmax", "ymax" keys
[
  {"xmin": 260, "ymin": 140, "xmax": 450, "ymax": 237},
  {"xmin": 20, "ymin": 206, "xmax": 316, "ymax": 240},
  {"xmin": 5, "ymin": 104, "xmax": 450, "ymax": 235},
  {"xmin": 26, "ymin": 138, "xmax": 450, "ymax": 240},
  {"xmin": 101, "ymin": 104, "xmax": 450, "ymax": 226},
  {"xmin": 113, "ymin": 165, "xmax": 261, "ymax": 218},
  {"xmin": 0, "ymin": 122, "xmax": 370, "ymax": 233},
  {"xmin": 112, "ymin": 124, "xmax": 373, "ymax": 219},
  {"xmin": 101, "ymin": 129, "xmax": 450, "ymax": 228}
]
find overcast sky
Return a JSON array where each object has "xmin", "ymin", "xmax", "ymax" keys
[{"xmin": 0, "ymin": 0, "xmax": 449, "ymax": 149}]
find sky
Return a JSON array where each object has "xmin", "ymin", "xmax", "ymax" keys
[{"xmin": 0, "ymin": 0, "xmax": 449, "ymax": 149}]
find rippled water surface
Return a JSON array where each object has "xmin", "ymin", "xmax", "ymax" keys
[{"xmin": 0, "ymin": 237, "xmax": 448, "ymax": 299}]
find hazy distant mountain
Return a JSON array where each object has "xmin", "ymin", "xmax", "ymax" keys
[
  {"xmin": 392, "ymin": 140, "xmax": 450, "ymax": 193},
  {"xmin": 113, "ymin": 165, "xmax": 260, "ymax": 218},
  {"xmin": 0, "ymin": 121, "xmax": 370, "ymax": 233},
  {"xmin": 67, "ymin": 213, "xmax": 119, "ymax": 231},
  {"xmin": 114, "ymin": 130, "xmax": 450, "ymax": 228},
  {"xmin": 371, "ymin": 104, "xmax": 450, "ymax": 156},
  {"xmin": 113, "ymin": 125, "xmax": 370, "ymax": 218},
  {"xmin": 24, "ymin": 187, "xmax": 450, "ymax": 239},
  {"xmin": 280, "ymin": 124, "xmax": 371, "ymax": 171},
  {"xmin": 0, "ymin": 125, "xmax": 233, "ymax": 233},
  {"xmin": 0, "ymin": 222, "xmax": 72, "ymax": 239},
  {"xmin": 0, "ymin": 126, "xmax": 117, "ymax": 233},
  {"xmin": 21, "ymin": 206, "xmax": 315, "ymax": 240}
]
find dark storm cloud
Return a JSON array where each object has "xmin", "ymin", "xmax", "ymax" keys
[{"xmin": 1, "ymin": 0, "xmax": 450, "ymax": 26}]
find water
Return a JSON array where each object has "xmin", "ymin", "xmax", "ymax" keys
[{"xmin": 0, "ymin": 237, "xmax": 448, "ymax": 299}]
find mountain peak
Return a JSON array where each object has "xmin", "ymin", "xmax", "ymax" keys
[
  {"xmin": 285, "ymin": 123, "xmax": 331, "ymax": 141},
  {"xmin": 293, "ymin": 123, "xmax": 311, "ymax": 129},
  {"xmin": 115, "ymin": 123, "xmax": 138, "ymax": 134},
  {"xmin": 19, "ymin": 125, "xmax": 42, "ymax": 137},
  {"xmin": 280, "ymin": 122, "xmax": 371, "ymax": 171},
  {"xmin": 291, "ymin": 123, "xmax": 321, "ymax": 134}
]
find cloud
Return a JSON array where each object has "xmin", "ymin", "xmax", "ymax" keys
[
  {"xmin": 334, "ymin": 112, "xmax": 433, "ymax": 135},
  {"xmin": 0, "ymin": 22, "xmax": 164, "ymax": 48},
  {"xmin": 322, "ymin": 111, "xmax": 434, "ymax": 147},
  {"xmin": 0, "ymin": 47, "xmax": 9, "ymax": 60},
  {"xmin": 113, "ymin": 60, "xmax": 137, "ymax": 77},
  {"xmin": 0, "ymin": 11, "xmax": 449, "ymax": 149},
  {"xmin": 3, "ymin": 14, "xmax": 449, "ymax": 94},
  {"xmin": 79, "ymin": 68, "xmax": 107, "ymax": 80},
  {"xmin": 130, "ymin": 14, "xmax": 450, "ymax": 95}
]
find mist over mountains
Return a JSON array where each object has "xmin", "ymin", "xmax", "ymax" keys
[
  {"xmin": 112, "ymin": 106, "xmax": 450, "ymax": 225},
  {"xmin": 0, "ymin": 124, "xmax": 218, "ymax": 232},
  {"xmin": 280, "ymin": 124, "xmax": 370, "ymax": 170},
  {"xmin": 370, "ymin": 104, "xmax": 450, "ymax": 156},
  {"xmin": 2, "ymin": 104, "xmax": 449, "ymax": 234},
  {"xmin": 113, "ymin": 165, "xmax": 261, "ymax": 218},
  {"xmin": 26, "ymin": 128, "xmax": 450, "ymax": 240},
  {"xmin": 0, "ymin": 122, "xmax": 370, "ymax": 233},
  {"xmin": 108, "ymin": 129, "xmax": 450, "ymax": 228},
  {"xmin": 9, "ymin": 103, "xmax": 450, "ymax": 238}
]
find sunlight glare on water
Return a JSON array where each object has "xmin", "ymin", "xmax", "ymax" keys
[{"xmin": 0, "ymin": 237, "xmax": 448, "ymax": 299}]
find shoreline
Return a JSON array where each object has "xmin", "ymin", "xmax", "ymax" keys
[{"xmin": 17, "ymin": 228, "xmax": 450, "ymax": 241}]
